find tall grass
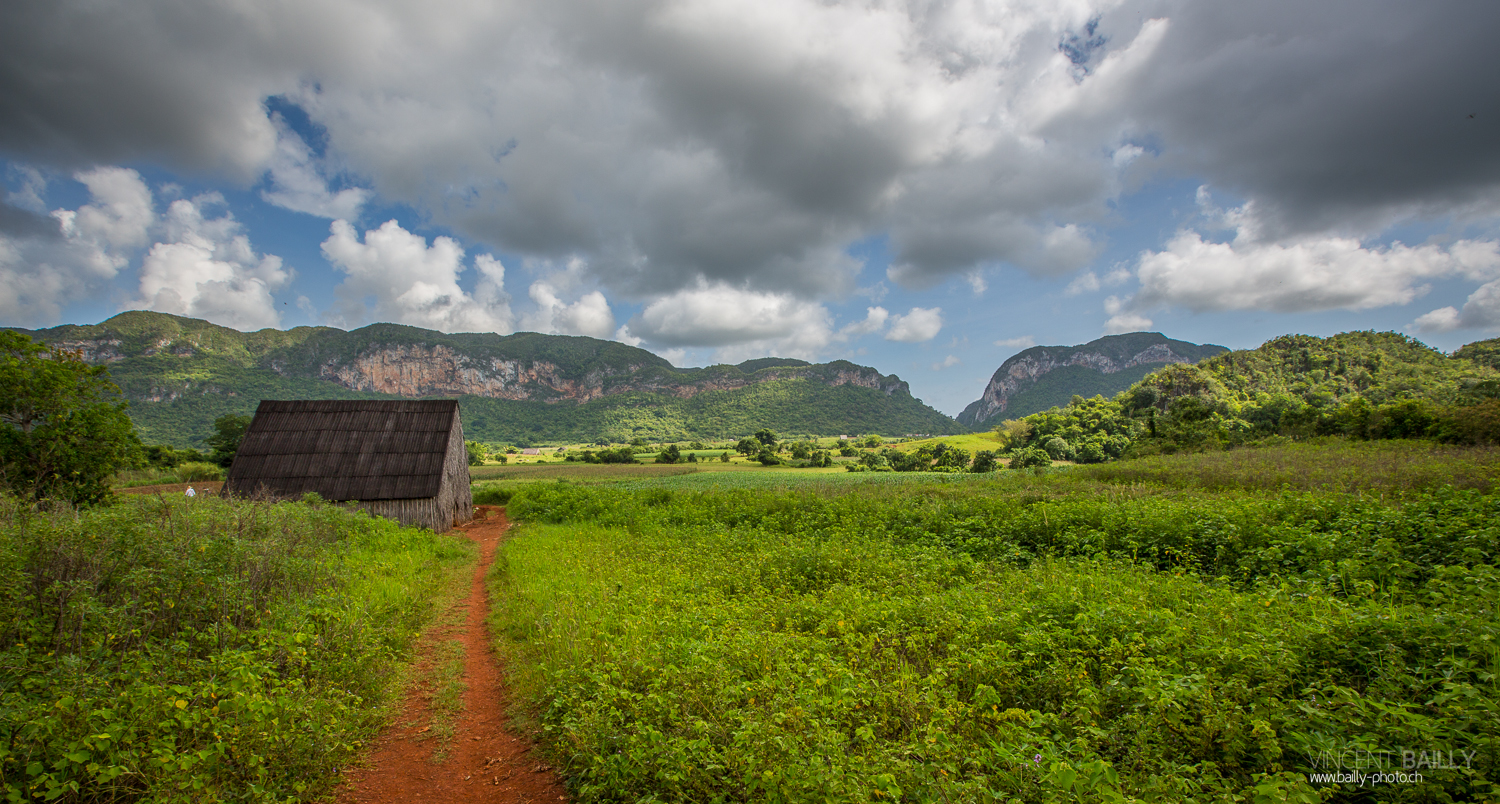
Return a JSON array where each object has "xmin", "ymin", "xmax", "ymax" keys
[
  {"xmin": 493, "ymin": 480, "xmax": 1499, "ymax": 802},
  {"xmin": 0, "ymin": 494, "xmax": 472, "ymax": 802}
]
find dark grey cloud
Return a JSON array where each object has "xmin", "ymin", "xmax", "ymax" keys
[
  {"xmin": 0, "ymin": 202, "xmax": 58, "ymax": 239},
  {"xmin": 2, "ymin": 0, "xmax": 1498, "ymax": 327},
  {"xmin": 1108, "ymin": 0, "xmax": 1500, "ymax": 236}
]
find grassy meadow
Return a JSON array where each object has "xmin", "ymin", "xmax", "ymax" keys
[
  {"xmin": 0, "ymin": 494, "xmax": 473, "ymax": 802},
  {"xmin": 489, "ymin": 442, "xmax": 1499, "ymax": 803}
]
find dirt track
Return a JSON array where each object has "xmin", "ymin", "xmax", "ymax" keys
[{"xmin": 336, "ymin": 506, "xmax": 569, "ymax": 804}]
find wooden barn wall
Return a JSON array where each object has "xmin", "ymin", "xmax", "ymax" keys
[
  {"xmin": 439, "ymin": 415, "xmax": 474, "ymax": 528},
  {"xmin": 360, "ymin": 498, "xmax": 446, "ymax": 532}
]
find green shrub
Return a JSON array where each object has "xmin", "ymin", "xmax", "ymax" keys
[
  {"xmin": 174, "ymin": 461, "xmax": 223, "ymax": 483},
  {"xmin": 1009, "ymin": 447, "xmax": 1052, "ymax": 469}
]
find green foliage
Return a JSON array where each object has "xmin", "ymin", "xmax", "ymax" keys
[
  {"xmin": 204, "ymin": 414, "xmax": 251, "ymax": 468},
  {"xmin": 655, "ymin": 444, "xmax": 683, "ymax": 464},
  {"xmin": 971, "ymin": 450, "xmax": 999, "ymax": 473},
  {"xmin": 1009, "ymin": 447, "xmax": 1052, "ymax": 469},
  {"xmin": 0, "ymin": 332, "xmax": 141, "ymax": 505},
  {"xmin": 497, "ymin": 475, "xmax": 1499, "ymax": 802},
  {"xmin": 141, "ymin": 444, "xmax": 208, "ymax": 469},
  {"xmin": 0, "ymin": 493, "xmax": 470, "ymax": 802},
  {"xmin": 1000, "ymin": 331, "xmax": 1500, "ymax": 461},
  {"xmin": 1454, "ymin": 337, "xmax": 1500, "ymax": 371},
  {"xmin": 465, "ymin": 440, "xmax": 487, "ymax": 466}
]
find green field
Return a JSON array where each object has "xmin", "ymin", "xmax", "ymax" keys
[
  {"xmin": 886, "ymin": 432, "xmax": 1009, "ymax": 455},
  {"xmin": 489, "ymin": 443, "xmax": 1500, "ymax": 803}
]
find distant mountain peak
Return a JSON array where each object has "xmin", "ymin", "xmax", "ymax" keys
[{"xmin": 957, "ymin": 332, "xmax": 1228, "ymax": 427}]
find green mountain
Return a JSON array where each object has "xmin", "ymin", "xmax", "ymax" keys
[
  {"xmin": 9, "ymin": 311, "xmax": 962, "ymax": 446},
  {"xmin": 957, "ymin": 332, "xmax": 1229, "ymax": 428},
  {"xmin": 1130, "ymin": 331, "xmax": 1500, "ymax": 411},
  {"xmin": 1002, "ymin": 331, "xmax": 1500, "ymax": 462}
]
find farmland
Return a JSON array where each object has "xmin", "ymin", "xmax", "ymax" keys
[{"xmin": 489, "ymin": 442, "xmax": 1500, "ymax": 802}]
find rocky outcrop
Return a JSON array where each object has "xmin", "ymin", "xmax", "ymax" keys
[
  {"xmin": 49, "ymin": 339, "xmax": 128, "ymax": 363},
  {"xmin": 958, "ymin": 333, "xmax": 1227, "ymax": 427},
  {"xmin": 317, "ymin": 345, "xmax": 615, "ymax": 401},
  {"xmin": 311, "ymin": 344, "xmax": 908, "ymax": 402}
]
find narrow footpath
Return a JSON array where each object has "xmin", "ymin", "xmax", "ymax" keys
[{"xmin": 337, "ymin": 506, "xmax": 569, "ymax": 804}]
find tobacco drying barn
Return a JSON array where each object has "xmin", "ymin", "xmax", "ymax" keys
[{"xmin": 223, "ymin": 399, "xmax": 473, "ymax": 531}]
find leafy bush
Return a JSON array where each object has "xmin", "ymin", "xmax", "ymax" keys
[
  {"xmin": 1041, "ymin": 435, "xmax": 1073, "ymax": 460},
  {"xmin": 175, "ymin": 461, "xmax": 223, "ymax": 483},
  {"xmin": 1009, "ymin": 447, "xmax": 1052, "ymax": 469}
]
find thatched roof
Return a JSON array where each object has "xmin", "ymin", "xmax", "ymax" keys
[{"xmin": 225, "ymin": 400, "xmax": 461, "ymax": 501}]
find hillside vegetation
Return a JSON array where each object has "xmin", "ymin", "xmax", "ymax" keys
[
  {"xmin": 10, "ymin": 312, "xmax": 960, "ymax": 446},
  {"xmin": 992, "ymin": 331, "xmax": 1500, "ymax": 462}
]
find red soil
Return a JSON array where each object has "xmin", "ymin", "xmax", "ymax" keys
[
  {"xmin": 335, "ymin": 506, "xmax": 569, "ymax": 804},
  {"xmin": 116, "ymin": 481, "xmax": 225, "ymax": 495}
]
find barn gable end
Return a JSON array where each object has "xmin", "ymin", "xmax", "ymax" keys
[{"xmin": 223, "ymin": 400, "xmax": 474, "ymax": 531}]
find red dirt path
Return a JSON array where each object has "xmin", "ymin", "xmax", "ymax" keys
[{"xmin": 336, "ymin": 506, "xmax": 570, "ymax": 804}]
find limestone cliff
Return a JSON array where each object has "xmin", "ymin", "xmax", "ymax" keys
[{"xmin": 958, "ymin": 332, "xmax": 1228, "ymax": 427}]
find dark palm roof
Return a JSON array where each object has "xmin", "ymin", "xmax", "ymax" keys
[{"xmin": 225, "ymin": 400, "xmax": 459, "ymax": 501}]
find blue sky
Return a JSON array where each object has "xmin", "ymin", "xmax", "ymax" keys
[{"xmin": 3, "ymin": 0, "xmax": 1498, "ymax": 416}]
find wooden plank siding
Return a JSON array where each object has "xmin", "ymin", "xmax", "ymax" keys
[{"xmin": 223, "ymin": 399, "xmax": 473, "ymax": 532}]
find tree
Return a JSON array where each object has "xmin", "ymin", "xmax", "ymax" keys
[
  {"xmin": 655, "ymin": 444, "xmax": 682, "ymax": 464},
  {"xmin": 1008, "ymin": 447, "xmax": 1052, "ymax": 470},
  {"xmin": 971, "ymin": 450, "xmax": 999, "ymax": 473},
  {"xmin": 736, "ymin": 437, "xmax": 760, "ymax": 456},
  {"xmin": 754, "ymin": 428, "xmax": 778, "ymax": 447},
  {"xmin": 205, "ymin": 413, "xmax": 252, "ymax": 468},
  {"xmin": 0, "ymin": 332, "xmax": 141, "ymax": 504},
  {"xmin": 465, "ymin": 440, "xmax": 487, "ymax": 466}
]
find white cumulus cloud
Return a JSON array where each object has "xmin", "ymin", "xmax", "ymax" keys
[
  {"xmin": 621, "ymin": 282, "xmax": 833, "ymax": 361},
  {"xmin": 885, "ymin": 307, "xmax": 943, "ymax": 342},
  {"xmin": 321, "ymin": 219, "xmax": 513, "ymax": 333},
  {"xmin": 1128, "ymin": 232, "xmax": 1499, "ymax": 313},
  {"xmin": 260, "ymin": 114, "xmax": 371, "ymax": 220},
  {"xmin": 133, "ymin": 194, "xmax": 290, "ymax": 330},
  {"xmin": 1, "ymin": 167, "xmax": 155, "ymax": 325}
]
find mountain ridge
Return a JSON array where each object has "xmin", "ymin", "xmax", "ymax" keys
[{"xmin": 9, "ymin": 311, "xmax": 962, "ymax": 445}]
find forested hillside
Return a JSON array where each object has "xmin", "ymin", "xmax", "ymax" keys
[
  {"xmin": 8, "ymin": 311, "xmax": 961, "ymax": 446},
  {"xmin": 991, "ymin": 331, "xmax": 1500, "ymax": 463}
]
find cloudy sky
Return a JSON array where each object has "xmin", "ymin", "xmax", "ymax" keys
[{"xmin": 2, "ymin": 0, "xmax": 1498, "ymax": 415}]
